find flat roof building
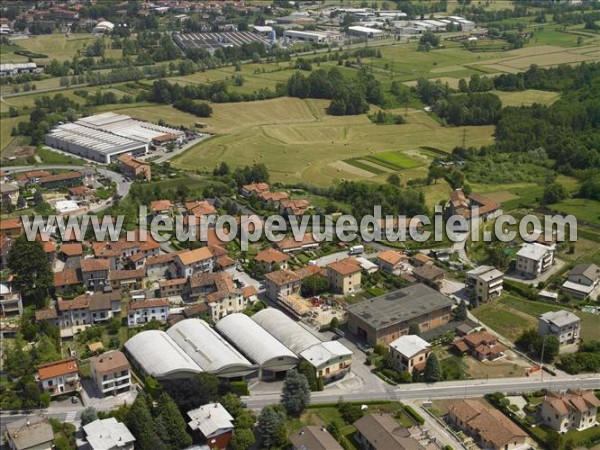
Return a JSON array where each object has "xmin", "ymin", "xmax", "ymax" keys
[
  {"xmin": 347, "ymin": 284, "xmax": 454, "ymax": 346},
  {"xmin": 45, "ymin": 113, "xmax": 185, "ymax": 164},
  {"xmin": 166, "ymin": 319, "xmax": 256, "ymax": 379},
  {"xmin": 283, "ymin": 29, "xmax": 331, "ymax": 43},
  {"xmin": 83, "ymin": 418, "xmax": 135, "ymax": 450},
  {"xmin": 3, "ymin": 415, "xmax": 54, "ymax": 450},
  {"xmin": 124, "ymin": 330, "xmax": 202, "ymax": 380},
  {"xmin": 216, "ymin": 313, "xmax": 298, "ymax": 379}
]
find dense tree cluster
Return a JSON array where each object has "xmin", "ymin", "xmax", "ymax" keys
[
  {"xmin": 287, "ymin": 67, "xmax": 382, "ymax": 116},
  {"xmin": 172, "ymin": 98, "xmax": 213, "ymax": 117},
  {"xmin": 515, "ymin": 329, "xmax": 560, "ymax": 362},
  {"xmin": 435, "ymin": 92, "xmax": 502, "ymax": 126},
  {"xmin": 8, "ymin": 237, "xmax": 54, "ymax": 307},
  {"xmin": 559, "ymin": 341, "xmax": 600, "ymax": 374}
]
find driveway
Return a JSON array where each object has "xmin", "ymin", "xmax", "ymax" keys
[
  {"xmin": 227, "ymin": 267, "xmax": 262, "ymax": 292},
  {"xmin": 504, "ymin": 259, "xmax": 566, "ymax": 286},
  {"xmin": 80, "ymin": 379, "xmax": 138, "ymax": 411}
]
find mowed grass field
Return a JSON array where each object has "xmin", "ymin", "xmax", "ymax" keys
[
  {"xmin": 1, "ymin": 34, "xmax": 100, "ymax": 63},
  {"xmin": 170, "ymin": 97, "xmax": 495, "ymax": 185},
  {"xmin": 472, "ymin": 295, "xmax": 600, "ymax": 343},
  {"xmin": 493, "ymin": 89, "xmax": 560, "ymax": 107}
]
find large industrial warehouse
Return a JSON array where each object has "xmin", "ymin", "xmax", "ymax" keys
[
  {"xmin": 166, "ymin": 319, "xmax": 257, "ymax": 379},
  {"xmin": 124, "ymin": 330, "xmax": 202, "ymax": 380},
  {"xmin": 45, "ymin": 112, "xmax": 185, "ymax": 164},
  {"xmin": 216, "ymin": 313, "xmax": 298, "ymax": 380},
  {"xmin": 253, "ymin": 308, "xmax": 353, "ymax": 383}
]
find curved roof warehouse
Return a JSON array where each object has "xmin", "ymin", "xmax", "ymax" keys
[
  {"xmin": 124, "ymin": 330, "xmax": 201, "ymax": 379},
  {"xmin": 166, "ymin": 318, "xmax": 257, "ymax": 379},
  {"xmin": 216, "ymin": 313, "xmax": 298, "ymax": 379},
  {"xmin": 252, "ymin": 307, "xmax": 321, "ymax": 354}
]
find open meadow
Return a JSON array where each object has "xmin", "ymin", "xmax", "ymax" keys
[
  {"xmin": 2, "ymin": 33, "xmax": 101, "ymax": 63},
  {"xmin": 170, "ymin": 97, "xmax": 495, "ymax": 185}
]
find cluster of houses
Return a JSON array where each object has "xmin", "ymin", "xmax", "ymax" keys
[{"xmin": 241, "ymin": 182, "xmax": 312, "ymax": 216}]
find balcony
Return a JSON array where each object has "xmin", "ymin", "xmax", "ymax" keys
[{"xmin": 488, "ymin": 278, "xmax": 503, "ymax": 288}]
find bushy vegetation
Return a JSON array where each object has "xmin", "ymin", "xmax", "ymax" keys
[{"xmin": 559, "ymin": 341, "xmax": 600, "ymax": 374}]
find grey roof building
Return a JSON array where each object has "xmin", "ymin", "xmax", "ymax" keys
[
  {"xmin": 166, "ymin": 318, "xmax": 257, "ymax": 378},
  {"xmin": 252, "ymin": 308, "xmax": 321, "ymax": 354},
  {"xmin": 4, "ymin": 415, "xmax": 54, "ymax": 450},
  {"xmin": 289, "ymin": 426, "xmax": 344, "ymax": 450},
  {"xmin": 216, "ymin": 313, "xmax": 298, "ymax": 379},
  {"xmin": 347, "ymin": 283, "xmax": 454, "ymax": 346},
  {"xmin": 83, "ymin": 418, "xmax": 136, "ymax": 450}
]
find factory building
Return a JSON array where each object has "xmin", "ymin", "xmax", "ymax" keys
[
  {"xmin": 45, "ymin": 113, "xmax": 185, "ymax": 164},
  {"xmin": 0, "ymin": 63, "xmax": 42, "ymax": 77},
  {"xmin": 283, "ymin": 29, "xmax": 331, "ymax": 44}
]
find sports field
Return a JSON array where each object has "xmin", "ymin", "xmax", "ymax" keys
[{"xmin": 171, "ymin": 97, "xmax": 495, "ymax": 185}]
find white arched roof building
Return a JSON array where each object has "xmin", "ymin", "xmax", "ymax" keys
[
  {"xmin": 124, "ymin": 330, "xmax": 201, "ymax": 380},
  {"xmin": 93, "ymin": 21, "xmax": 115, "ymax": 33},
  {"xmin": 216, "ymin": 313, "xmax": 298, "ymax": 378},
  {"xmin": 252, "ymin": 308, "xmax": 321, "ymax": 354},
  {"xmin": 166, "ymin": 319, "xmax": 257, "ymax": 379}
]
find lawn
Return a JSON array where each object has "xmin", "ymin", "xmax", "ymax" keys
[
  {"xmin": 0, "ymin": 117, "xmax": 21, "ymax": 153},
  {"xmin": 1, "ymin": 33, "xmax": 102, "ymax": 63},
  {"xmin": 171, "ymin": 98, "xmax": 495, "ymax": 185},
  {"xmin": 369, "ymin": 151, "xmax": 422, "ymax": 170},
  {"xmin": 471, "ymin": 299, "xmax": 535, "ymax": 342}
]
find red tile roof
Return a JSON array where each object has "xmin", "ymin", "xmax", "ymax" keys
[{"xmin": 38, "ymin": 358, "xmax": 79, "ymax": 380}]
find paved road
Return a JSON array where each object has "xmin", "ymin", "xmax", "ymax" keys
[
  {"xmin": 242, "ymin": 375, "xmax": 600, "ymax": 410},
  {"xmin": 5, "ymin": 164, "xmax": 131, "ymax": 200}
]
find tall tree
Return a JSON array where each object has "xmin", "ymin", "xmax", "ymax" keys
[
  {"xmin": 7, "ymin": 237, "xmax": 53, "ymax": 307},
  {"xmin": 281, "ymin": 369, "xmax": 311, "ymax": 416},
  {"xmin": 257, "ymin": 405, "xmax": 287, "ymax": 449},
  {"xmin": 153, "ymin": 393, "xmax": 192, "ymax": 450},
  {"xmin": 230, "ymin": 428, "xmax": 256, "ymax": 450},
  {"xmin": 408, "ymin": 323, "xmax": 421, "ymax": 336},
  {"xmin": 81, "ymin": 407, "xmax": 98, "ymax": 426},
  {"xmin": 424, "ymin": 353, "xmax": 442, "ymax": 382},
  {"xmin": 455, "ymin": 300, "xmax": 468, "ymax": 321},
  {"xmin": 125, "ymin": 396, "xmax": 167, "ymax": 450}
]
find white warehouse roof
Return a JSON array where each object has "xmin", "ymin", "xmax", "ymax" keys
[
  {"xmin": 252, "ymin": 308, "xmax": 321, "ymax": 354},
  {"xmin": 124, "ymin": 330, "xmax": 202, "ymax": 379},
  {"xmin": 166, "ymin": 319, "xmax": 256, "ymax": 378},
  {"xmin": 299, "ymin": 341, "xmax": 353, "ymax": 369},
  {"xmin": 216, "ymin": 313, "xmax": 298, "ymax": 372}
]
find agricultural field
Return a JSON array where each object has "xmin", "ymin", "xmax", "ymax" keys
[
  {"xmin": 2, "ymin": 33, "xmax": 101, "ymax": 63},
  {"xmin": 493, "ymin": 89, "xmax": 560, "ymax": 107},
  {"xmin": 0, "ymin": 117, "xmax": 21, "ymax": 154},
  {"xmin": 550, "ymin": 197, "xmax": 600, "ymax": 227},
  {"xmin": 171, "ymin": 98, "xmax": 495, "ymax": 185}
]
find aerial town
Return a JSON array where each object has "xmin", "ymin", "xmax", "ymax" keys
[{"xmin": 0, "ymin": 1, "xmax": 599, "ymax": 450}]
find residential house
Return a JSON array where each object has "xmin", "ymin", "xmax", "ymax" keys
[
  {"xmin": 37, "ymin": 171, "xmax": 83, "ymax": 189},
  {"xmin": 159, "ymin": 278, "xmax": 187, "ymax": 298},
  {"xmin": 80, "ymin": 258, "xmax": 111, "ymax": 291},
  {"xmin": 35, "ymin": 307, "xmax": 59, "ymax": 327},
  {"xmin": 538, "ymin": 310, "xmax": 581, "ymax": 348},
  {"xmin": 257, "ymin": 190, "xmax": 289, "ymax": 207},
  {"xmin": 150, "ymin": 199, "xmax": 174, "ymax": 216},
  {"xmin": 4, "ymin": 415, "xmax": 55, "ymax": 450},
  {"xmin": 146, "ymin": 253, "xmax": 176, "ymax": 279},
  {"xmin": 411, "ymin": 252, "xmax": 433, "ymax": 267},
  {"xmin": 108, "ymin": 269, "xmax": 144, "ymax": 291},
  {"xmin": 187, "ymin": 403, "xmax": 234, "ymax": 450},
  {"xmin": 0, "ymin": 218, "xmax": 22, "ymax": 237},
  {"xmin": 377, "ymin": 250, "xmax": 407, "ymax": 273},
  {"xmin": 327, "ymin": 258, "xmax": 362, "ymax": 295},
  {"xmin": 289, "ymin": 426, "xmax": 344, "ymax": 450},
  {"xmin": 92, "ymin": 234, "xmax": 160, "ymax": 269},
  {"xmin": 453, "ymin": 331, "xmax": 506, "ymax": 361},
  {"xmin": 347, "ymin": 284, "xmax": 454, "ymax": 346},
  {"xmin": 118, "ymin": 154, "xmax": 151, "ymax": 181},
  {"xmin": 412, "ymin": 264, "xmax": 446, "ymax": 285},
  {"xmin": 445, "ymin": 189, "xmax": 502, "ymax": 222},
  {"xmin": 241, "ymin": 182, "xmax": 270, "ymax": 197},
  {"xmin": 90, "ymin": 350, "xmax": 131, "ymax": 397},
  {"xmin": 0, "ymin": 283, "xmax": 23, "ymax": 317},
  {"xmin": 279, "ymin": 198, "xmax": 311, "ymax": 216},
  {"xmin": 539, "ymin": 389, "xmax": 600, "ymax": 433},
  {"xmin": 446, "ymin": 399, "xmax": 530, "ymax": 450},
  {"xmin": 173, "ymin": 247, "xmax": 215, "ymax": 277},
  {"xmin": 264, "ymin": 269, "xmax": 302, "ymax": 301},
  {"xmin": 562, "ymin": 263, "xmax": 600, "ymax": 300},
  {"xmin": 276, "ymin": 233, "xmax": 319, "ymax": 253},
  {"xmin": 254, "ymin": 247, "xmax": 289, "ymax": 271},
  {"xmin": 185, "ymin": 200, "xmax": 217, "ymax": 221},
  {"xmin": 58, "ymin": 296, "xmax": 91, "ymax": 328},
  {"xmin": 353, "ymin": 414, "xmax": 424, "ymax": 450},
  {"xmin": 127, "ymin": 298, "xmax": 170, "ymax": 326},
  {"xmin": 37, "ymin": 358, "xmax": 80, "ymax": 396},
  {"xmin": 466, "ymin": 266, "xmax": 504, "ymax": 303},
  {"xmin": 188, "ymin": 271, "xmax": 250, "ymax": 321},
  {"xmin": 68, "ymin": 186, "xmax": 94, "ymax": 201},
  {"xmin": 389, "ymin": 335, "xmax": 432, "ymax": 374},
  {"xmin": 58, "ymin": 292, "xmax": 121, "ymax": 328},
  {"xmin": 59, "ymin": 242, "xmax": 83, "ymax": 261},
  {"xmin": 0, "ymin": 183, "xmax": 19, "ymax": 206},
  {"xmin": 516, "ymin": 243, "xmax": 555, "ymax": 279},
  {"xmin": 53, "ymin": 269, "xmax": 82, "ymax": 295},
  {"xmin": 83, "ymin": 418, "xmax": 136, "ymax": 450}
]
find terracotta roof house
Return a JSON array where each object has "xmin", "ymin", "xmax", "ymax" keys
[
  {"xmin": 377, "ymin": 250, "xmax": 407, "ymax": 272},
  {"xmin": 59, "ymin": 242, "xmax": 83, "ymax": 259},
  {"xmin": 150, "ymin": 199, "xmax": 174, "ymax": 214},
  {"xmin": 185, "ymin": 200, "xmax": 216, "ymax": 217},
  {"xmin": 90, "ymin": 350, "xmax": 131, "ymax": 397},
  {"xmin": 412, "ymin": 264, "xmax": 446, "ymax": 284},
  {"xmin": 327, "ymin": 258, "xmax": 362, "ymax": 295},
  {"xmin": 255, "ymin": 247, "xmax": 290, "ymax": 271},
  {"xmin": 264, "ymin": 269, "xmax": 302, "ymax": 302},
  {"xmin": 276, "ymin": 233, "xmax": 319, "ymax": 253},
  {"xmin": 453, "ymin": 331, "xmax": 506, "ymax": 361},
  {"xmin": 411, "ymin": 253, "xmax": 433, "ymax": 266},
  {"xmin": 540, "ymin": 389, "xmax": 600, "ymax": 432},
  {"xmin": 53, "ymin": 268, "xmax": 82, "ymax": 293},
  {"xmin": 446, "ymin": 399, "xmax": 529, "ymax": 450},
  {"xmin": 173, "ymin": 247, "xmax": 215, "ymax": 277},
  {"xmin": 241, "ymin": 182, "xmax": 270, "ymax": 197},
  {"xmin": 37, "ymin": 358, "xmax": 80, "ymax": 396}
]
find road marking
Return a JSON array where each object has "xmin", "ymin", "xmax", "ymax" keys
[{"xmin": 65, "ymin": 411, "xmax": 77, "ymax": 422}]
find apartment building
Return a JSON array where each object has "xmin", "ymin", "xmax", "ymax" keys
[
  {"xmin": 516, "ymin": 243, "xmax": 555, "ymax": 279},
  {"xmin": 538, "ymin": 310, "xmax": 581, "ymax": 348},
  {"xmin": 90, "ymin": 351, "xmax": 131, "ymax": 397},
  {"xmin": 326, "ymin": 258, "xmax": 362, "ymax": 295},
  {"xmin": 127, "ymin": 298, "xmax": 170, "ymax": 326},
  {"xmin": 388, "ymin": 335, "xmax": 432, "ymax": 374},
  {"xmin": 466, "ymin": 265, "xmax": 504, "ymax": 303}
]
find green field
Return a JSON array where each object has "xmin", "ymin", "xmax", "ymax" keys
[
  {"xmin": 473, "ymin": 295, "xmax": 600, "ymax": 343},
  {"xmin": 0, "ymin": 117, "xmax": 21, "ymax": 153},
  {"xmin": 493, "ymin": 89, "xmax": 560, "ymax": 107},
  {"xmin": 2, "ymin": 34, "xmax": 101, "ymax": 63},
  {"xmin": 550, "ymin": 197, "xmax": 600, "ymax": 226},
  {"xmin": 171, "ymin": 97, "xmax": 495, "ymax": 185}
]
